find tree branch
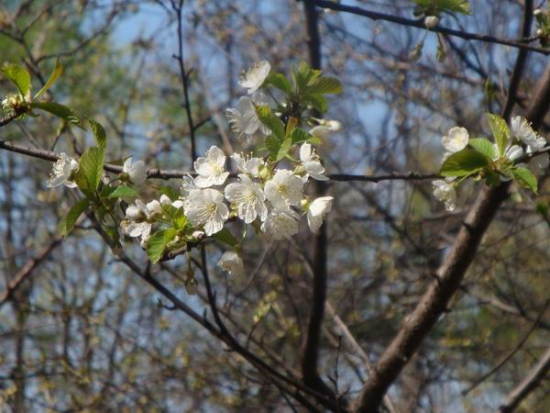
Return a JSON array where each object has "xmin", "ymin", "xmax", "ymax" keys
[
  {"xmin": 495, "ymin": 346, "xmax": 550, "ymax": 413},
  {"xmin": 353, "ymin": 15, "xmax": 550, "ymax": 412},
  {"xmin": 311, "ymin": 0, "xmax": 550, "ymax": 55},
  {"xmin": 0, "ymin": 236, "xmax": 63, "ymax": 310}
]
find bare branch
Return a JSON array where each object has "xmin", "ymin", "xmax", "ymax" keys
[
  {"xmin": 353, "ymin": 22, "xmax": 550, "ymax": 412},
  {"xmin": 311, "ymin": 0, "xmax": 550, "ymax": 55},
  {"xmin": 495, "ymin": 346, "xmax": 550, "ymax": 413}
]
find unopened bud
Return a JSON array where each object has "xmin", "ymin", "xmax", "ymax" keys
[
  {"xmin": 186, "ymin": 278, "xmax": 198, "ymax": 295},
  {"xmin": 409, "ymin": 43, "xmax": 423, "ymax": 62},
  {"xmin": 424, "ymin": 15, "xmax": 440, "ymax": 29}
]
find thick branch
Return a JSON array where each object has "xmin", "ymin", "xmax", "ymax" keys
[
  {"xmin": 300, "ymin": 3, "xmax": 344, "ymax": 408},
  {"xmin": 354, "ymin": 27, "xmax": 550, "ymax": 413}
]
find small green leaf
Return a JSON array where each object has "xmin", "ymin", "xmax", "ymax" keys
[
  {"xmin": 173, "ymin": 208, "xmax": 188, "ymax": 231},
  {"xmin": 86, "ymin": 117, "xmax": 107, "ymax": 148},
  {"xmin": 290, "ymin": 128, "xmax": 311, "ymax": 144},
  {"xmin": 255, "ymin": 105, "xmax": 284, "ymax": 139},
  {"xmin": 30, "ymin": 102, "xmax": 85, "ymax": 129},
  {"xmin": 308, "ymin": 76, "xmax": 343, "ymax": 95},
  {"xmin": 34, "ymin": 59, "xmax": 63, "ymax": 99},
  {"xmin": 266, "ymin": 73, "xmax": 292, "ymax": 94},
  {"xmin": 212, "ymin": 228, "xmax": 238, "ymax": 247},
  {"xmin": 512, "ymin": 167, "xmax": 538, "ymax": 193},
  {"xmin": 304, "ymin": 93, "xmax": 328, "ymax": 113},
  {"xmin": 160, "ymin": 186, "xmax": 181, "ymax": 201},
  {"xmin": 276, "ymin": 138, "xmax": 293, "ymax": 161},
  {"xmin": 146, "ymin": 229, "xmax": 177, "ymax": 264},
  {"xmin": 285, "ymin": 117, "xmax": 298, "ymax": 138},
  {"xmin": 107, "ymin": 185, "xmax": 139, "ymax": 199},
  {"xmin": 412, "ymin": 0, "xmax": 471, "ymax": 15},
  {"xmin": 437, "ymin": 0, "xmax": 471, "ymax": 14},
  {"xmin": 440, "ymin": 149, "xmax": 490, "ymax": 177},
  {"xmin": 265, "ymin": 135, "xmax": 281, "ymax": 160},
  {"xmin": 469, "ymin": 138, "xmax": 496, "ymax": 160},
  {"xmin": 487, "ymin": 113, "xmax": 509, "ymax": 157},
  {"xmin": 58, "ymin": 198, "xmax": 90, "ymax": 236},
  {"xmin": 1, "ymin": 64, "xmax": 31, "ymax": 97},
  {"xmin": 75, "ymin": 146, "xmax": 106, "ymax": 197}
]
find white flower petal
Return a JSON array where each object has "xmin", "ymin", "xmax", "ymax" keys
[
  {"xmin": 239, "ymin": 61, "xmax": 271, "ymax": 94},
  {"xmin": 441, "ymin": 127, "xmax": 469, "ymax": 153}
]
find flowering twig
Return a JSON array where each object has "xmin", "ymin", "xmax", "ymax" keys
[{"xmin": 0, "ymin": 139, "xmax": 442, "ymax": 182}]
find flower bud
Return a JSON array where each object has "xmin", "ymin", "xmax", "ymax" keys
[
  {"xmin": 424, "ymin": 15, "xmax": 440, "ymax": 29},
  {"xmin": 185, "ymin": 278, "xmax": 198, "ymax": 295}
]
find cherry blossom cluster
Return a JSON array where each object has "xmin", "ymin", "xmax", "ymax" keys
[
  {"xmin": 44, "ymin": 60, "xmax": 341, "ymax": 283},
  {"xmin": 433, "ymin": 115, "xmax": 549, "ymax": 212}
]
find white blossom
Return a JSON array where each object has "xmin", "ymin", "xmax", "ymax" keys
[
  {"xmin": 441, "ymin": 127, "xmax": 469, "ymax": 153},
  {"xmin": 225, "ymin": 175, "xmax": 267, "ymax": 223},
  {"xmin": 47, "ymin": 153, "xmax": 79, "ymax": 188},
  {"xmin": 307, "ymin": 196, "xmax": 334, "ymax": 233},
  {"xmin": 232, "ymin": 153, "xmax": 265, "ymax": 178},
  {"xmin": 511, "ymin": 116, "xmax": 546, "ymax": 152},
  {"xmin": 185, "ymin": 189, "xmax": 229, "ymax": 236},
  {"xmin": 122, "ymin": 199, "xmax": 162, "ymax": 245},
  {"xmin": 309, "ymin": 119, "xmax": 342, "ymax": 140},
  {"xmin": 264, "ymin": 169, "xmax": 304, "ymax": 211},
  {"xmin": 299, "ymin": 143, "xmax": 328, "ymax": 182},
  {"xmin": 123, "ymin": 157, "xmax": 147, "ymax": 185},
  {"xmin": 432, "ymin": 180, "xmax": 457, "ymax": 212},
  {"xmin": 218, "ymin": 251, "xmax": 244, "ymax": 277},
  {"xmin": 193, "ymin": 146, "xmax": 229, "ymax": 188},
  {"xmin": 226, "ymin": 92, "xmax": 270, "ymax": 141},
  {"xmin": 239, "ymin": 61, "xmax": 271, "ymax": 94},
  {"xmin": 160, "ymin": 194, "xmax": 184, "ymax": 209},
  {"xmin": 505, "ymin": 145, "xmax": 524, "ymax": 161},
  {"xmin": 261, "ymin": 209, "xmax": 300, "ymax": 240},
  {"xmin": 181, "ymin": 174, "xmax": 197, "ymax": 196},
  {"xmin": 529, "ymin": 152, "xmax": 550, "ymax": 176}
]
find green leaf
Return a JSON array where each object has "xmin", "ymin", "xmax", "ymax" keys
[
  {"xmin": 75, "ymin": 146, "xmax": 106, "ymax": 197},
  {"xmin": 412, "ymin": 0, "xmax": 471, "ymax": 15},
  {"xmin": 58, "ymin": 198, "xmax": 90, "ymax": 236},
  {"xmin": 86, "ymin": 117, "xmax": 107, "ymax": 148},
  {"xmin": 107, "ymin": 185, "xmax": 139, "ymax": 199},
  {"xmin": 437, "ymin": 0, "xmax": 471, "ymax": 14},
  {"xmin": 276, "ymin": 138, "xmax": 293, "ymax": 161},
  {"xmin": 487, "ymin": 113, "xmax": 509, "ymax": 157},
  {"xmin": 34, "ymin": 59, "xmax": 63, "ymax": 99},
  {"xmin": 146, "ymin": 229, "xmax": 177, "ymax": 264},
  {"xmin": 440, "ymin": 149, "xmax": 490, "ymax": 177},
  {"xmin": 265, "ymin": 135, "xmax": 281, "ymax": 160},
  {"xmin": 290, "ymin": 128, "xmax": 311, "ymax": 144},
  {"xmin": 1, "ymin": 64, "xmax": 31, "ymax": 97},
  {"xmin": 30, "ymin": 102, "xmax": 85, "ymax": 129},
  {"xmin": 308, "ymin": 76, "xmax": 343, "ymax": 95},
  {"xmin": 212, "ymin": 228, "xmax": 238, "ymax": 247},
  {"xmin": 469, "ymin": 138, "xmax": 496, "ymax": 160},
  {"xmin": 266, "ymin": 73, "xmax": 292, "ymax": 94},
  {"xmin": 304, "ymin": 93, "xmax": 328, "ymax": 113},
  {"xmin": 173, "ymin": 208, "xmax": 188, "ymax": 231},
  {"xmin": 512, "ymin": 167, "xmax": 538, "ymax": 193},
  {"xmin": 160, "ymin": 186, "xmax": 181, "ymax": 201},
  {"xmin": 255, "ymin": 105, "xmax": 284, "ymax": 139}
]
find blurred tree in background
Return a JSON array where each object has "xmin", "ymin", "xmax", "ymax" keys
[{"xmin": 1, "ymin": 1, "xmax": 550, "ymax": 412}]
